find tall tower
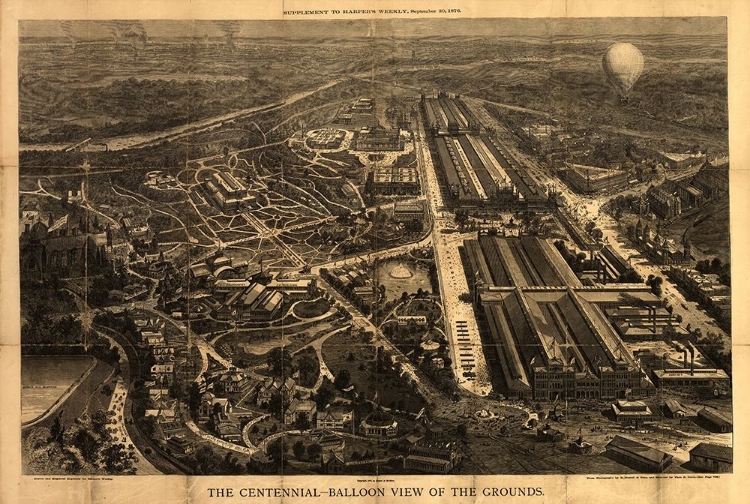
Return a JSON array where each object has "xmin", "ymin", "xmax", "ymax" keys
[{"xmin": 683, "ymin": 238, "xmax": 692, "ymax": 260}]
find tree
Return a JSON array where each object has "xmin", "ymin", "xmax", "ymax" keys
[
  {"xmin": 219, "ymin": 451, "xmax": 244, "ymax": 474},
  {"xmin": 334, "ymin": 369, "xmax": 351, "ymax": 390},
  {"xmin": 189, "ymin": 446, "xmax": 222, "ymax": 475},
  {"xmin": 169, "ymin": 377, "xmax": 187, "ymax": 402},
  {"xmin": 140, "ymin": 415, "xmax": 159, "ymax": 438},
  {"xmin": 188, "ymin": 382, "xmax": 202, "ymax": 413},
  {"xmin": 646, "ymin": 274, "xmax": 663, "ymax": 296},
  {"xmin": 454, "ymin": 209, "xmax": 469, "ymax": 228},
  {"xmin": 293, "ymin": 440, "xmax": 306, "ymax": 460},
  {"xmin": 48, "ymin": 414, "xmax": 66, "ymax": 446},
  {"xmin": 651, "ymin": 276, "xmax": 664, "ymax": 296},
  {"xmin": 72, "ymin": 428, "xmax": 101, "ymax": 465},
  {"xmin": 294, "ymin": 412, "xmax": 310, "ymax": 431},
  {"xmin": 267, "ymin": 438, "xmax": 286, "ymax": 465},
  {"xmin": 267, "ymin": 393, "xmax": 287, "ymax": 420},
  {"xmin": 101, "ymin": 443, "xmax": 137, "ymax": 474},
  {"xmin": 711, "ymin": 257, "xmax": 723, "ymax": 271},
  {"xmin": 456, "ymin": 423, "xmax": 467, "ymax": 437},
  {"xmin": 458, "ymin": 292, "xmax": 473, "ymax": 304},
  {"xmin": 618, "ymin": 269, "xmax": 643, "ymax": 283},
  {"xmin": 314, "ymin": 378, "xmax": 336, "ymax": 410},
  {"xmin": 267, "ymin": 347, "xmax": 292, "ymax": 377},
  {"xmin": 307, "ymin": 442, "xmax": 322, "ymax": 461},
  {"xmin": 297, "ymin": 354, "xmax": 317, "ymax": 385}
]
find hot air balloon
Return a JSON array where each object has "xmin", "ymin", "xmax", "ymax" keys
[{"xmin": 602, "ymin": 42, "xmax": 644, "ymax": 104}]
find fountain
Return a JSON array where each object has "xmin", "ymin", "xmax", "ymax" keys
[{"xmin": 389, "ymin": 262, "xmax": 413, "ymax": 279}]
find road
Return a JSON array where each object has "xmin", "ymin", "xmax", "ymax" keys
[
  {"xmin": 291, "ymin": 325, "xmax": 349, "ymax": 394},
  {"xmin": 311, "ymin": 235, "xmax": 432, "ymax": 275},
  {"xmin": 432, "ymin": 229, "xmax": 493, "ymax": 396},
  {"xmin": 413, "ymin": 112, "xmax": 492, "ymax": 397},
  {"xmin": 21, "ymin": 79, "xmax": 346, "ymax": 152},
  {"xmin": 317, "ymin": 277, "xmax": 444, "ymax": 405},
  {"xmin": 472, "ymin": 97, "xmax": 729, "ymax": 348},
  {"xmin": 242, "ymin": 210, "xmax": 305, "ymax": 267},
  {"xmin": 94, "ymin": 323, "xmax": 190, "ymax": 475}
]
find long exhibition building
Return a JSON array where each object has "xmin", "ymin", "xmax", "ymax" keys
[
  {"xmin": 462, "ymin": 234, "xmax": 658, "ymax": 401},
  {"xmin": 421, "ymin": 93, "xmax": 548, "ymax": 211}
]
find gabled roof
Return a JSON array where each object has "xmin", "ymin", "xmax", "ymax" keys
[
  {"xmin": 190, "ymin": 263, "xmax": 212, "ymax": 277},
  {"xmin": 286, "ymin": 398, "xmax": 316, "ymax": 414},
  {"xmin": 242, "ymin": 283, "xmax": 266, "ymax": 307},
  {"xmin": 321, "ymin": 406, "xmax": 352, "ymax": 421},
  {"xmin": 606, "ymin": 435, "xmax": 671, "ymax": 465},
  {"xmin": 322, "ymin": 449, "xmax": 345, "ymax": 465},
  {"xmin": 698, "ymin": 407, "xmax": 733, "ymax": 427},
  {"xmin": 689, "ymin": 443, "xmax": 732, "ymax": 464},
  {"xmin": 663, "ymin": 399, "xmax": 684, "ymax": 414}
]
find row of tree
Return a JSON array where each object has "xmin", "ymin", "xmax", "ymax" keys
[
  {"xmin": 23, "ymin": 409, "xmax": 138, "ymax": 475},
  {"xmin": 695, "ymin": 257, "xmax": 731, "ymax": 286}
]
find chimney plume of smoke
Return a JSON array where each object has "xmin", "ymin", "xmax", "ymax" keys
[
  {"xmin": 121, "ymin": 22, "xmax": 149, "ymax": 53},
  {"xmin": 59, "ymin": 21, "xmax": 77, "ymax": 49},
  {"xmin": 101, "ymin": 21, "xmax": 127, "ymax": 46},
  {"xmin": 673, "ymin": 343, "xmax": 688, "ymax": 370},
  {"xmin": 214, "ymin": 21, "xmax": 240, "ymax": 52}
]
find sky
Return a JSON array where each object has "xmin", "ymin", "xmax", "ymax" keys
[{"xmin": 20, "ymin": 17, "xmax": 726, "ymax": 40}]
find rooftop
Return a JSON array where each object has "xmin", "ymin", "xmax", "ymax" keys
[
  {"xmin": 606, "ymin": 435, "xmax": 671, "ymax": 465},
  {"xmin": 690, "ymin": 443, "xmax": 732, "ymax": 464},
  {"xmin": 698, "ymin": 408, "xmax": 732, "ymax": 427}
]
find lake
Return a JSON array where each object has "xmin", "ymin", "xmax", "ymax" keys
[{"xmin": 21, "ymin": 355, "xmax": 96, "ymax": 424}]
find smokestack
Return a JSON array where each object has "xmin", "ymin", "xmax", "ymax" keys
[
  {"xmin": 688, "ymin": 343, "xmax": 695, "ymax": 375},
  {"xmin": 682, "ymin": 349, "xmax": 687, "ymax": 369}
]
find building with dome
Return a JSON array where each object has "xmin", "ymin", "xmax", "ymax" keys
[{"xmin": 359, "ymin": 407, "xmax": 398, "ymax": 438}]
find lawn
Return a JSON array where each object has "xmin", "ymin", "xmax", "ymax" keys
[
  {"xmin": 321, "ymin": 330, "xmax": 426, "ymax": 414},
  {"xmin": 292, "ymin": 298, "xmax": 331, "ymax": 319}
]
